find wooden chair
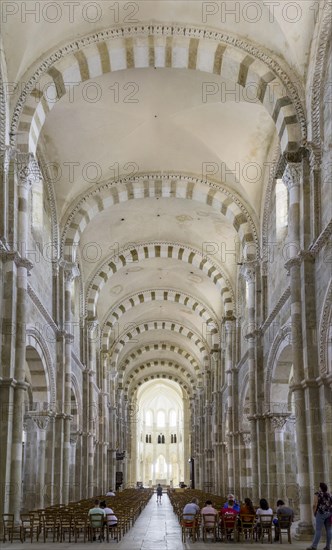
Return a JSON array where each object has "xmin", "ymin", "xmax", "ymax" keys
[
  {"xmin": 181, "ymin": 513, "xmax": 198, "ymax": 543},
  {"xmin": 256, "ymin": 514, "xmax": 274, "ymax": 543},
  {"xmin": 105, "ymin": 513, "xmax": 121, "ymax": 542},
  {"xmin": 2, "ymin": 514, "xmax": 16, "ymax": 543},
  {"xmin": 20, "ymin": 513, "xmax": 37, "ymax": 543},
  {"xmin": 220, "ymin": 513, "xmax": 238, "ymax": 542},
  {"xmin": 39, "ymin": 511, "xmax": 59, "ymax": 542},
  {"xmin": 276, "ymin": 514, "xmax": 292, "ymax": 544},
  {"xmin": 88, "ymin": 512, "xmax": 104, "ymax": 542},
  {"xmin": 73, "ymin": 513, "xmax": 89, "ymax": 543},
  {"xmin": 237, "ymin": 514, "xmax": 256, "ymax": 543},
  {"xmin": 201, "ymin": 513, "xmax": 218, "ymax": 542}
]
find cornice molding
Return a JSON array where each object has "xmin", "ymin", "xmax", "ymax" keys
[
  {"xmin": 27, "ymin": 284, "xmax": 58, "ymax": 333},
  {"xmin": 261, "ymin": 287, "xmax": 291, "ymax": 332}
]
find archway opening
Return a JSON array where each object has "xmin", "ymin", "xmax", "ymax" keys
[{"xmin": 134, "ymin": 379, "xmax": 188, "ymax": 488}]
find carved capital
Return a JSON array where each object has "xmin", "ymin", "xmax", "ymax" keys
[
  {"xmin": 269, "ymin": 413, "xmax": 290, "ymax": 431},
  {"xmin": 59, "ymin": 259, "xmax": 80, "ymax": 282},
  {"xmin": 242, "ymin": 432, "xmax": 251, "ymax": 447},
  {"xmin": 242, "ymin": 264, "xmax": 256, "ymax": 284},
  {"xmin": 30, "ymin": 413, "xmax": 51, "ymax": 431},
  {"xmin": 282, "ymin": 162, "xmax": 302, "ymax": 190},
  {"xmin": 306, "ymin": 142, "xmax": 322, "ymax": 171},
  {"xmin": 17, "ymin": 153, "xmax": 41, "ymax": 187}
]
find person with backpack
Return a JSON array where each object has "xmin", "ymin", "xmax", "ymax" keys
[{"xmin": 307, "ymin": 482, "xmax": 332, "ymax": 550}]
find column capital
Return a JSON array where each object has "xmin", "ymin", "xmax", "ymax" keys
[
  {"xmin": 26, "ymin": 412, "xmax": 52, "ymax": 431},
  {"xmin": 282, "ymin": 162, "xmax": 302, "ymax": 190},
  {"xmin": 266, "ymin": 412, "xmax": 290, "ymax": 432},
  {"xmin": 242, "ymin": 263, "xmax": 256, "ymax": 284},
  {"xmin": 242, "ymin": 432, "xmax": 251, "ymax": 447},
  {"xmin": 305, "ymin": 142, "xmax": 321, "ymax": 171},
  {"xmin": 59, "ymin": 259, "xmax": 80, "ymax": 282},
  {"xmin": 17, "ymin": 152, "xmax": 41, "ymax": 188}
]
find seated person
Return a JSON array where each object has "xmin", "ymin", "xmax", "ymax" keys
[
  {"xmin": 100, "ymin": 500, "xmax": 117, "ymax": 526},
  {"xmin": 222, "ymin": 493, "xmax": 240, "ymax": 512},
  {"xmin": 220, "ymin": 495, "xmax": 239, "ymax": 530},
  {"xmin": 106, "ymin": 488, "xmax": 115, "ymax": 496},
  {"xmin": 274, "ymin": 500, "xmax": 294, "ymax": 541},
  {"xmin": 88, "ymin": 499, "xmax": 106, "ymax": 527},
  {"xmin": 240, "ymin": 497, "xmax": 256, "ymax": 521},
  {"xmin": 201, "ymin": 500, "xmax": 218, "ymax": 527},
  {"xmin": 183, "ymin": 498, "xmax": 200, "ymax": 521},
  {"xmin": 256, "ymin": 498, "xmax": 273, "ymax": 522}
]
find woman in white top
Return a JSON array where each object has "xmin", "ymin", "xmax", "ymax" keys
[{"xmin": 256, "ymin": 499, "xmax": 273, "ymax": 521}]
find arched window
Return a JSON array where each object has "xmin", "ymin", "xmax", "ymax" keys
[
  {"xmin": 145, "ymin": 410, "xmax": 152, "ymax": 425},
  {"xmin": 169, "ymin": 410, "xmax": 177, "ymax": 427},
  {"xmin": 276, "ymin": 178, "xmax": 288, "ymax": 237},
  {"xmin": 157, "ymin": 410, "xmax": 165, "ymax": 428}
]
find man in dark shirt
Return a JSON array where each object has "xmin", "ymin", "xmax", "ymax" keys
[{"xmin": 274, "ymin": 500, "xmax": 294, "ymax": 541}]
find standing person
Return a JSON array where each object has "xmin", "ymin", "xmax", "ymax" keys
[
  {"xmin": 156, "ymin": 483, "xmax": 163, "ymax": 504},
  {"xmin": 307, "ymin": 482, "xmax": 332, "ymax": 550},
  {"xmin": 106, "ymin": 488, "xmax": 115, "ymax": 496}
]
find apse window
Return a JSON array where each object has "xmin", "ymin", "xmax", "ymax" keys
[
  {"xmin": 275, "ymin": 178, "xmax": 288, "ymax": 238},
  {"xmin": 157, "ymin": 410, "xmax": 165, "ymax": 428}
]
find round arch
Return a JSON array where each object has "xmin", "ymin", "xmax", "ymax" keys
[
  {"xmin": 86, "ymin": 241, "xmax": 235, "ymax": 317},
  {"xmin": 61, "ymin": 174, "xmax": 259, "ymax": 258},
  {"xmin": 119, "ymin": 341, "xmax": 201, "ymax": 374},
  {"xmin": 110, "ymin": 319, "xmax": 209, "ymax": 364},
  {"xmin": 101, "ymin": 288, "xmax": 220, "ymax": 344},
  {"xmin": 12, "ymin": 25, "xmax": 304, "ymax": 154},
  {"xmin": 25, "ymin": 327, "xmax": 56, "ymax": 409},
  {"xmin": 124, "ymin": 360, "xmax": 196, "ymax": 398}
]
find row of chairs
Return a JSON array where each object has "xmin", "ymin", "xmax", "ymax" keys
[
  {"xmin": 2, "ymin": 488, "xmax": 153, "ymax": 543},
  {"xmin": 180, "ymin": 512, "xmax": 292, "ymax": 544}
]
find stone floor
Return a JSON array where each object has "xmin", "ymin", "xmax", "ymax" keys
[{"xmin": 2, "ymin": 494, "xmax": 312, "ymax": 550}]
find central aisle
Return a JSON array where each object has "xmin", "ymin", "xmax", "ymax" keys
[{"xmin": 118, "ymin": 492, "xmax": 184, "ymax": 550}]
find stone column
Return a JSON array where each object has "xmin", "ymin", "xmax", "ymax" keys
[
  {"xmin": 283, "ymin": 161, "xmax": 312, "ymax": 534},
  {"xmin": 9, "ymin": 153, "xmax": 36, "ymax": 521},
  {"xmin": 224, "ymin": 318, "xmax": 235, "ymax": 492},
  {"xmin": 31, "ymin": 413, "xmax": 50, "ymax": 509},
  {"xmin": 270, "ymin": 414, "xmax": 289, "ymax": 503},
  {"xmin": 243, "ymin": 264, "xmax": 259, "ymax": 503},
  {"xmin": 242, "ymin": 432, "xmax": 252, "ymax": 498},
  {"xmin": 61, "ymin": 261, "xmax": 79, "ymax": 504}
]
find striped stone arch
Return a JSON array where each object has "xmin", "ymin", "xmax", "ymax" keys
[
  {"xmin": 61, "ymin": 174, "xmax": 258, "ymax": 258},
  {"xmin": 109, "ymin": 320, "xmax": 209, "ymax": 365},
  {"xmin": 101, "ymin": 289, "xmax": 219, "ymax": 347},
  {"xmin": 265, "ymin": 323, "xmax": 292, "ymax": 408},
  {"xmin": 13, "ymin": 25, "xmax": 305, "ymax": 154},
  {"xmin": 26, "ymin": 327, "xmax": 56, "ymax": 410},
  {"xmin": 119, "ymin": 342, "xmax": 200, "ymax": 375},
  {"xmin": 124, "ymin": 360, "xmax": 196, "ymax": 399},
  {"xmin": 87, "ymin": 242, "xmax": 234, "ymax": 316}
]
